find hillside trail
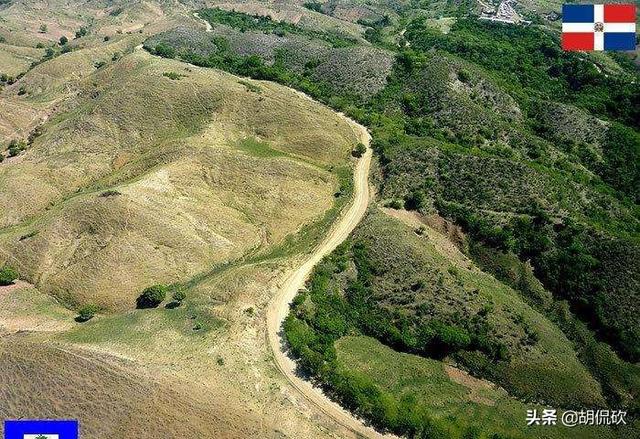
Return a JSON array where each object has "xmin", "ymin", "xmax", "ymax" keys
[
  {"xmin": 266, "ymin": 93, "xmax": 394, "ymax": 438},
  {"xmin": 139, "ymin": 19, "xmax": 387, "ymax": 435}
]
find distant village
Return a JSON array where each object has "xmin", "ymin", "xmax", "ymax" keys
[{"xmin": 478, "ymin": 0, "xmax": 532, "ymax": 25}]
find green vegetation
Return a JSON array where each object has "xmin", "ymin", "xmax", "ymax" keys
[
  {"xmin": 75, "ymin": 26, "xmax": 88, "ymax": 39},
  {"xmin": 303, "ymin": 2, "xmax": 323, "ymax": 13},
  {"xmin": 172, "ymin": 289, "xmax": 186, "ymax": 303},
  {"xmin": 7, "ymin": 139, "xmax": 26, "ymax": 157},
  {"xmin": 162, "ymin": 71, "xmax": 186, "ymax": 80},
  {"xmin": 0, "ymin": 265, "xmax": 18, "ymax": 285},
  {"xmin": 284, "ymin": 213, "xmax": 610, "ymax": 436},
  {"xmin": 238, "ymin": 79, "xmax": 261, "ymax": 93},
  {"xmin": 144, "ymin": 7, "xmax": 639, "ymax": 436},
  {"xmin": 351, "ymin": 142, "xmax": 366, "ymax": 158},
  {"xmin": 197, "ymin": 8, "xmax": 358, "ymax": 48},
  {"xmin": 76, "ymin": 304, "xmax": 99, "ymax": 322},
  {"xmin": 168, "ymin": 288, "xmax": 186, "ymax": 308},
  {"xmin": 334, "ymin": 336, "xmax": 612, "ymax": 439},
  {"xmin": 236, "ymin": 137, "xmax": 287, "ymax": 159},
  {"xmin": 99, "ymin": 189, "xmax": 121, "ymax": 197},
  {"xmin": 286, "ymin": 211, "xmax": 604, "ymax": 409},
  {"xmin": 136, "ymin": 285, "xmax": 167, "ymax": 309},
  {"xmin": 404, "ymin": 19, "xmax": 639, "ymax": 129},
  {"xmin": 59, "ymin": 35, "xmax": 68, "ymax": 46}
]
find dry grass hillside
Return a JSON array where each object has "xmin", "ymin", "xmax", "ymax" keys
[
  {"xmin": 0, "ymin": 4, "xmax": 367, "ymax": 436},
  {"xmin": 0, "ymin": 336, "xmax": 269, "ymax": 439},
  {"xmin": 0, "ymin": 49, "xmax": 358, "ymax": 311}
]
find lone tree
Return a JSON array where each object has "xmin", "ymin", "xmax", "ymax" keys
[
  {"xmin": 76, "ymin": 304, "xmax": 99, "ymax": 322},
  {"xmin": 136, "ymin": 284, "xmax": 167, "ymax": 308},
  {"xmin": 59, "ymin": 35, "xmax": 68, "ymax": 45},
  {"xmin": 0, "ymin": 265, "xmax": 18, "ymax": 286},
  {"xmin": 352, "ymin": 142, "xmax": 367, "ymax": 158}
]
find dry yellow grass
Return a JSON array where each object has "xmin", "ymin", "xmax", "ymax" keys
[
  {"xmin": 0, "ymin": 50, "xmax": 358, "ymax": 310},
  {"xmin": 0, "ymin": 282, "xmax": 75, "ymax": 332},
  {"xmin": 0, "ymin": 43, "xmax": 42, "ymax": 77},
  {"xmin": 0, "ymin": 3, "xmax": 367, "ymax": 437},
  {"xmin": 0, "ymin": 336, "xmax": 272, "ymax": 438}
]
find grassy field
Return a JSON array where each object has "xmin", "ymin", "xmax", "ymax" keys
[
  {"xmin": 0, "ymin": 4, "xmax": 371, "ymax": 436},
  {"xmin": 335, "ymin": 335, "xmax": 617, "ymax": 439}
]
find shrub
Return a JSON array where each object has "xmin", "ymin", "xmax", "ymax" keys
[
  {"xmin": 99, "ymin": 189, "xmax": 121, "ymax": 197},
  {"xmin": 8, "ymin": 139, "xmax": 26, "ymax": 157},
  {"xmin": 172, "ymin": 289, "xmax": 186, "ymax": 303},
  {"xmin": 303, "ymin": 2, "xmax": 323, "ymax": 12},
  {"xmin": 404, "ymin": 190, "xmax": 427, "ymax": 211},
  {"xmin": 136, "ymin": 284, "xmax": 167, "ymax": 308},
  {"xmin": 111, "ymin": 52, "xmax": 121, "ymax": 61},
  {"xmin": 75, "ymin": 27, "xmax": 88, "ymax": 39},
  {"xmin": 162, "ymin": 71, "xmax": 185, "ymax": 80},
  {"xmin": 153, "ymin": 43, "xmax": 175, "ymax": 59},
  {"xmin": 94, "ymin": 61, "xmax": 106, "ymax": 69},
  {"xmin": 385, "ymin": 199, "xmax": 404, "ymax": 209},
  {"xmin": 59, "ymin": 35, "xmax": 68, "ymax": 45},
  {"xmin": 0, "ymin": 266, "xmax": 18, "ymax": 286},
  {"xmin": 103, "ymin": 35, "xmax": 110, "ymax": 42},
  {"xmin": 76, "ymin": 304, "xmax": 99, "ymax": 322},
  {"xmin": 457, "ymin": 69, "xmax": 471, "ymax": 83},
  {"xmin": 352, "ymin": 142, "xmax": 367, "ymax": 158}
]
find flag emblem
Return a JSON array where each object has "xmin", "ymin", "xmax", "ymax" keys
[
  {"xmin": 3, "ymin": 420, "xmax": 78, "ymax": 439},
  {"xmin": 562, "ymin": 4, "xmax": 637, "ymax": 51}
]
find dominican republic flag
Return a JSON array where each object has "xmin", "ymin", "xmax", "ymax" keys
[
  {"xmin": 562, "ymin": 4, "xmax": 637, "ymax": 51},
  {"xmin": 3, "ymin": 420, "xmax": 79, "ymax": 439}
]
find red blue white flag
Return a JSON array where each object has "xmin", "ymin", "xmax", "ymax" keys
[{"xmin": 562, "ymin": 4, "xmax": 636, "ymax": 51}]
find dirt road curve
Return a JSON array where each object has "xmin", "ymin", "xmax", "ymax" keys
[{"xmin": 266, "ymin": 114, "xmax": 392, "ymax": 438}]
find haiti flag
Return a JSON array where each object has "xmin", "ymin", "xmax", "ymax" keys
[
  {"xmin": 562, "ymin": 4, "xmax": 637, "ymax": 51},
  {"xmin": 4, "ymin": 420, "xmax": 79, "ymax": 439}
]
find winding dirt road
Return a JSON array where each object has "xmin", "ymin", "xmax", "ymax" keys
[{"xmin": 266, "ymin": 114, "xmax": 392, "ymax": 438}]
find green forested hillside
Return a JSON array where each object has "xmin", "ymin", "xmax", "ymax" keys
[{"xmin": 142, "ymin": 5, "xmax": 640, "ymax": 438}]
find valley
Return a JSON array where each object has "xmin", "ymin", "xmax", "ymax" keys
[{"xmin": 1, "ymin": 0, "xmax": 639, "ymax": 438}]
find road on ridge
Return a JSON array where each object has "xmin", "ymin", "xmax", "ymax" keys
[{"xmin": 266, "ymin": 110, "xmax": 392, "ymax": 438}]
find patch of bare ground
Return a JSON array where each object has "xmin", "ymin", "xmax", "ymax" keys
[
  {"xmin": 380, "ymin": 207, "xmax": 475, "ymax": 271},
  {"xmin": 444, "ymin": 364, "xmax": 498, "ymax": 406}
]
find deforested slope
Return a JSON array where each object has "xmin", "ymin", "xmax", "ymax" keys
[
  {"xmin": 0, "ymin": 337, "xmax": 266, "ymax": 439},
  {"xmin": 0, "ymin": 50, "xmax": 360, "ymax": 310}
]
